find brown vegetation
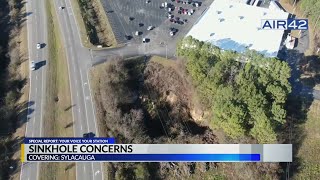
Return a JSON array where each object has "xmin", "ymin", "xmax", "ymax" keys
[
  {"xmin": 91, "ymin": 56, "xmax": 281, "ymax": 179},
  {"xmin": 77, "ymin": 0, "xmax": 116, "ymax": 47},
  {"xmin": 40, "ymin": 1, "xmax": 75, "ymax": 180}
]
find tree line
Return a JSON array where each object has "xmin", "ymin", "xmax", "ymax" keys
[
  {"xmin": 177, "ymin": 36, "xmax": 292, "ymax": 143},
  {"xmin": 0, "ymin": 0, "xmax": 26, "ymax": 178}
]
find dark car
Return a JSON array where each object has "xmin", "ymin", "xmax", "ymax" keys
[
  {"xmin": 125, "ymin": 35, "xmax": 132, "ymax": 40},
  {"xmin": 83, "ymin": 132, "xmax": 95, "ymax": 138}
]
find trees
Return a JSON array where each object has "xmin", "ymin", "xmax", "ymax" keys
[{"xmin": 178, "ymin": 37, "xmax": 291, "ymax": 143}]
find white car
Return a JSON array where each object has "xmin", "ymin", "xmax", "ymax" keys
[
  {"xmin": 135, "ymin": 31, "xmax": 140, "ymax": 36},
  {"xmin": 36, "ymin": 43, "xmax": 41, "ymax": 49},
  {"xmin": 142, "ymin": 38, "xmax": 147, "ymax": 43},
  {"xmin": 170, "ymin": 31, "xmax": 174, "ymax": 36},
  {"xmin": 59, "ymin": 6, "xmax": 65, "ymax": 10},
  {"xmin": 30, "ymin": 61, "xmax": 36, "ymax": 71},
  {"xmin": 147, "ymin": 26, "xmax": 154, "ymax": 30}
]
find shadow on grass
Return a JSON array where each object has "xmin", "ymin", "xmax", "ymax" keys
[{"xmin": 279, "ymin": 48, "xmax": 319, "ymax": 178}]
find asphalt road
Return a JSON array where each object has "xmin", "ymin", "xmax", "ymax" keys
[
  {"xmin": 53, "ymin": 0, "xmax": 103, "ymax": 180},
  {"xmin": 20, "ymin": 0, "xmax": 102, "ymax": 179},
  {"xmin": 20, "ymin": 0, "xmax": 48, "ymax": 180}
]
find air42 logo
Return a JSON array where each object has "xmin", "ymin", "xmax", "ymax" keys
[{"xmin": 261, "ymin": 19, "xmax": 308, "ymax": 30}]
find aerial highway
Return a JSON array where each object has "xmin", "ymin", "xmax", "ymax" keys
[
  {"xmin": 20, "ymin": 0, "xmax": 102, "ymax": 179},
  {"xmin": 53, "ymin": 0, "xmax": 103, "ymax": 180},
  {"xmin": 20, "ymin": 0, "xmax": 48, "ymax": 180}
]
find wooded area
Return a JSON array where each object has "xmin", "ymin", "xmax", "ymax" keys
[
  {"xmin": 91, "ymin": 57, "xmax": 281, "ymax": 179},
  {"xmin": 177, "ymin": 36, "xmax": 292, "ymax": 143},
  {"xmin": 0, "ymin": 0, "xmax": 26, "ymax": 179}
]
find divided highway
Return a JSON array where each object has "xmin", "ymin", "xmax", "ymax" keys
[
  {"xmin": 20, "ymin": 0, "xmax": 48, "ymax": 180},
  {"xmin": 20, "ymin": 0, "xmax": 102, "ymax": 179},
  {"xmin": 53, "ymin": 0, "xmax": 103, "ymax": 180}
]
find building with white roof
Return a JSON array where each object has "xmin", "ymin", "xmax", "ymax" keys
[{"xmin": 186, "ymin": 0, "xmax": 289, "ymax": 57}]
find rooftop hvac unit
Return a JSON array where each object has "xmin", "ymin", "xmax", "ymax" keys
[
  {"xmin": 218, "ymin": 18, "xmax": 225, "ymax": 22},
  {"xmin": 253, "ymin": 0, "xmax": 260, "ymax": 6}
]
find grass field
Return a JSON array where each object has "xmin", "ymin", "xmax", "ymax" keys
[
  {"xmin": 40, "ymin": 1, "xmax": 75, "ymax": 180},
  {"xmin": 293, "ymin": 99, "xmax": 320, "ymax": 179}
]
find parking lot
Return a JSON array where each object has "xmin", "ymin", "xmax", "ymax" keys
[{"xmin": 100, "ymin": 0, "xmax": 211, "ymax": 46}]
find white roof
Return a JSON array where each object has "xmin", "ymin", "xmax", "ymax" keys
[{"xmin": 186, "ymin": 0, "xmax": 289, "ymax": 57}]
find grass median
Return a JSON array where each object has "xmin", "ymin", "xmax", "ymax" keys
[
  {"xmin": 71, "ymin": 0, "xmax": 117, "ymax": 49},
  {"xmin": 40, "ymin": 1, "xmax": 75, "ymax": 180}
]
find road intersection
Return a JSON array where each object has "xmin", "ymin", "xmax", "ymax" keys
[
  {"xmin": 19, "ymin": 1, "xmax": 320, "ymax": 180},
  {"xmin": 53, "ymin": 0, "xmax": 102, "ymax": 179}
]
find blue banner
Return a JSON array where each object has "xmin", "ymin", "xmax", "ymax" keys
[
  {"xmin": 24, "ymin": 138, "xmax": 115, "ymax": 144},
  {"xmin": 26, "ymin": 154, "xmax": 260, "ymax": 162}
]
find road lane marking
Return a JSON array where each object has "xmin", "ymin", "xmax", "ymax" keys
[
  {"xmin": 66, "ymin": 0, "xmax": 83, "ymax": 47},
  {"xmin": 86, "ymin": 57, "xmax": 104, "ymax": 180}
]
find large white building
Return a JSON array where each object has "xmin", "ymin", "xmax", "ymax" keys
[{"xmin": 186, "ymin": 0, "xmax": 289, "ymax": 57}]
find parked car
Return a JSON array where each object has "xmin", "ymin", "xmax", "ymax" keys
[
  {"xmin": 36, "ymin": 43, "xmax": 41, "ymax": 49},
  {"xmin": 142, "ymin": 38, "xmax": 149, "ymax": 43},
  {"xmin": 147, "ymin": 26, "xmax": 154, "ymax": 30},
  {"xmin": 135, "ymin": 31, "xmax": 140, "ymax": 36},
  {"xmin": 125, "ymin": 35, "xmax": 132, "ymax": 40}
]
